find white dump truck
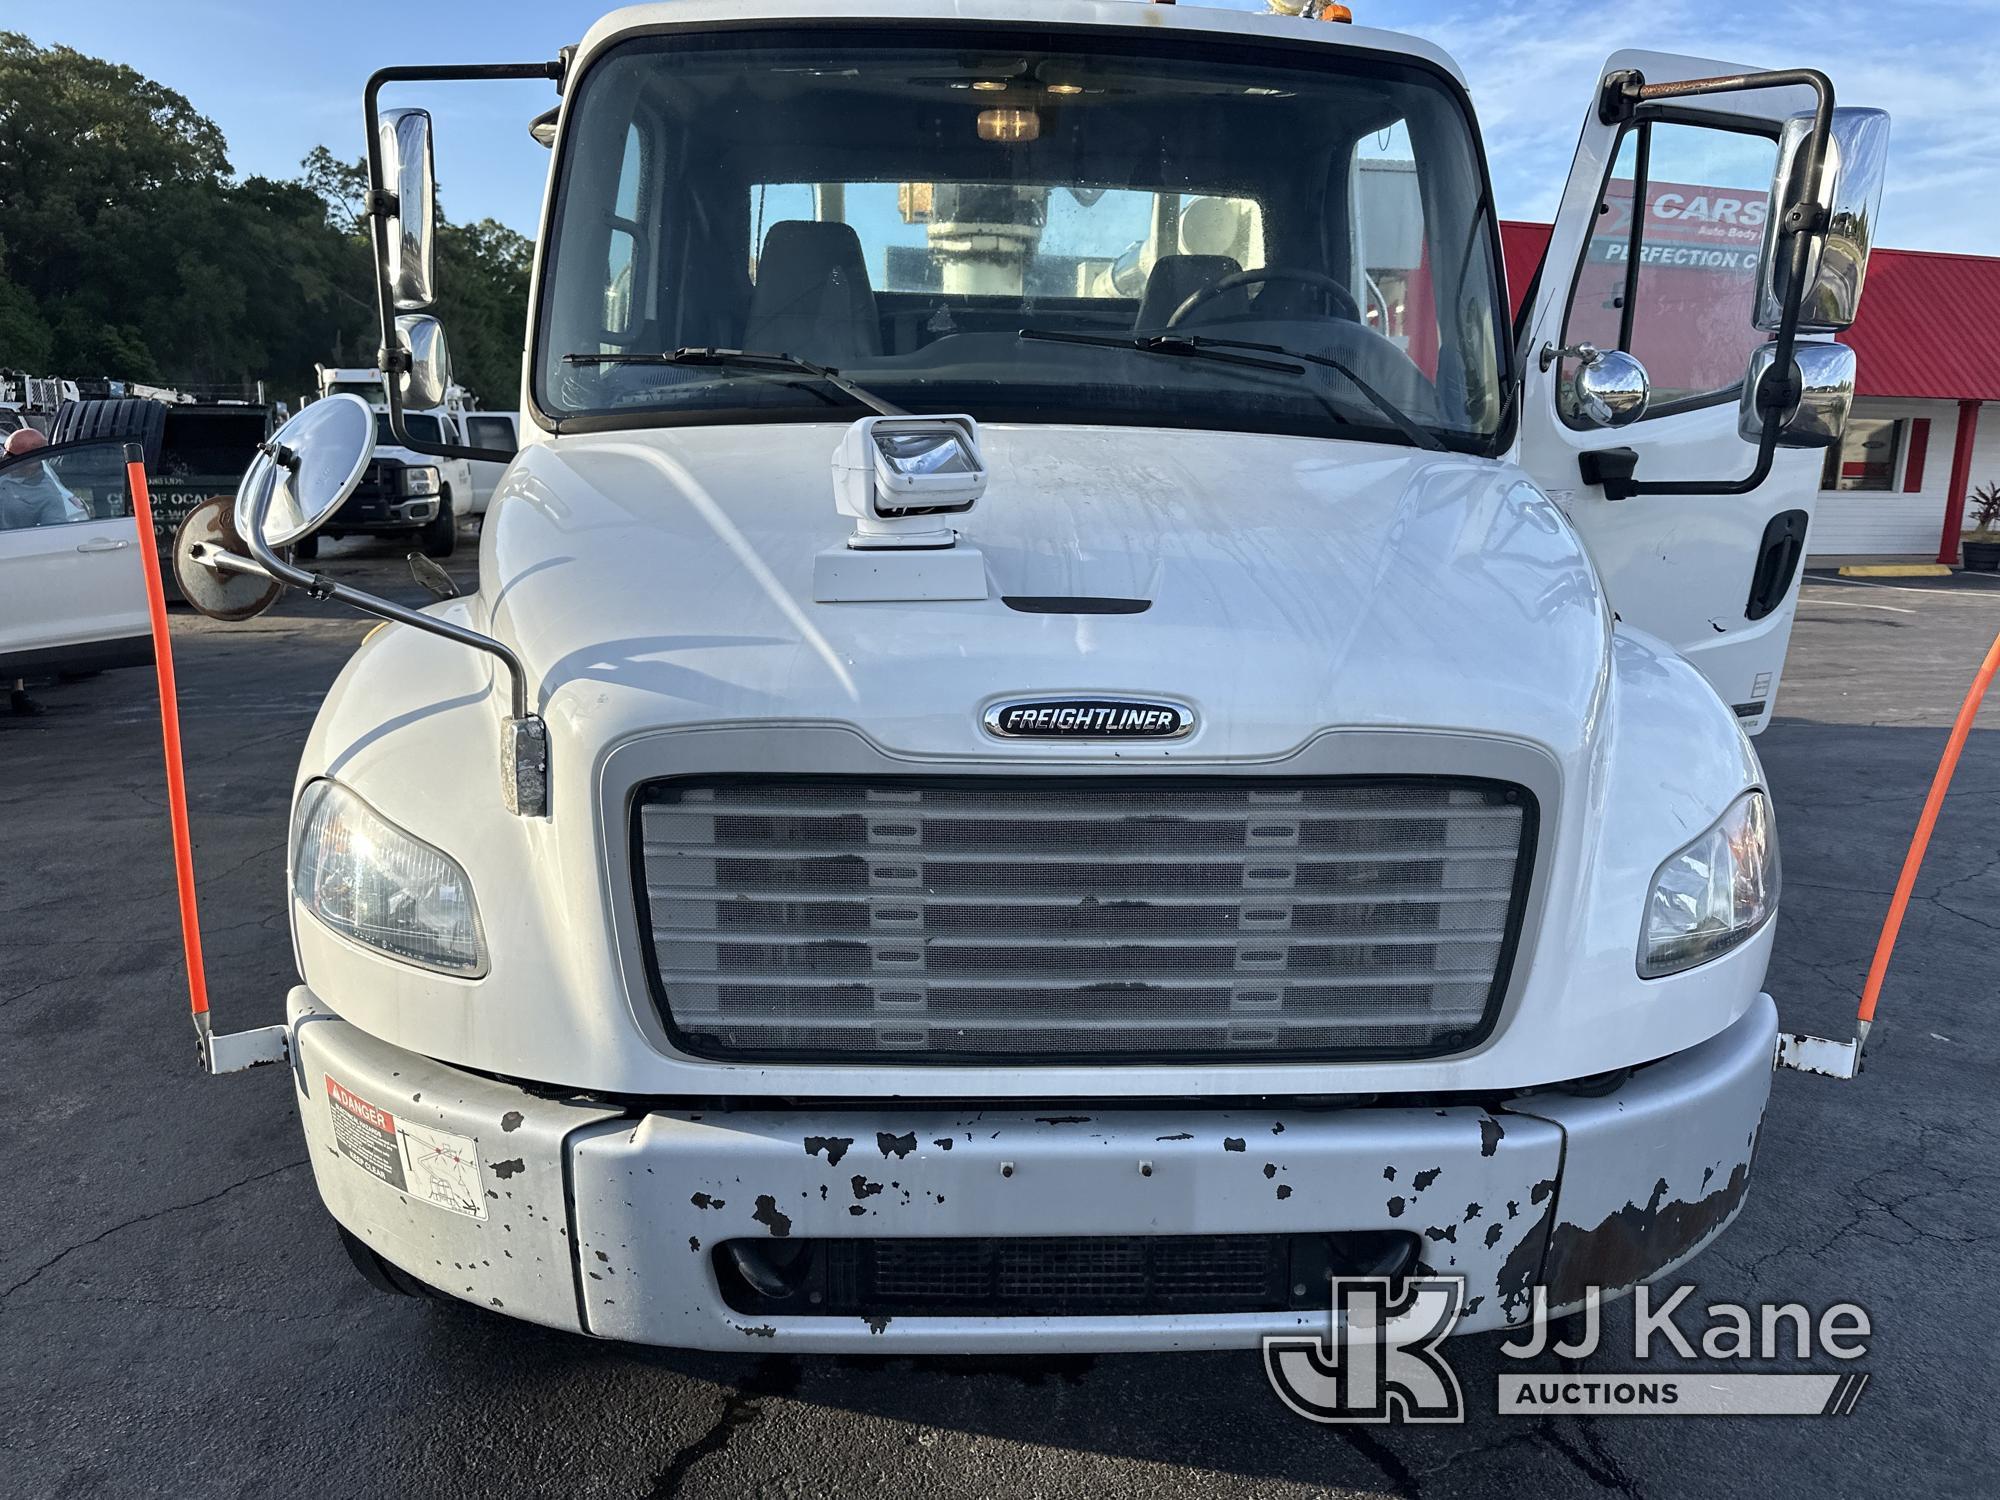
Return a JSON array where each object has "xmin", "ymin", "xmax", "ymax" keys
[{"xmin": 168, "ymin": 0, "xmax": 1889, "ymax": 1349}]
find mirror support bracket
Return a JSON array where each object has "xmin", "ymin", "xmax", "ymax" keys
[
  {"xmin": 1579, "ymin": 66, "xmax": 1836, "ymax": 500},
  {"xmin": 1578, "ymin": 447, "xmax": 1641, "ymax": 501},
  {"xmin": 243, "ymin": 449, "xmax": 551, "ymax": 817},
  {"xmin": 363, "ymin": 59, "xmax": 563, "ymax": 465},
  {"xmin": 1596, "ymin": 68, "xmax": 1644, "ymax": 125}
]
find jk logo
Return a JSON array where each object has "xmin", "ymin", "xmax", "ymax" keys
[{"xmin": 1264, "ymin": 1277, "xmax": 1466, "ymax": 1424}]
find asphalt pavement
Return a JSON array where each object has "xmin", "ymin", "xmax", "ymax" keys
[{"xmin": 2, "ymin": 545, "xmax": 1997, "ymax": 1498}]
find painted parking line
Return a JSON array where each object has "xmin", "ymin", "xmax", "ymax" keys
[
  {"xmin": 1798, "ymin": 594, "xmax": 1915, "ymax": 614},
  {"xmin": 1805, "ymin": 576, "xmax": 2000, "ymax": 601}
]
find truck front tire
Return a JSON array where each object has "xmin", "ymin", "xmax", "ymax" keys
[{"xmin": 421, "ymin": 494, "xmax": 457, "ymax": 559}]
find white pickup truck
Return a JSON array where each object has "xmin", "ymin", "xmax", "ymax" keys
[
  {"xmin": 298, "ymin": 371, "xmax": 519, "ymax": 555},
  {"xmin": 185, "ymin": 0, "xmax": 1888, "ymax": 1350}
]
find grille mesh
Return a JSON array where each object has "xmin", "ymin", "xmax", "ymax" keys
[
  {"xmin": 636, "ymin": 776, "xmax": 1531, "ymax": 1061},
  {"xmin": 714, "ymin": 1232, "xmax": 1423, "ymax": 1317}
]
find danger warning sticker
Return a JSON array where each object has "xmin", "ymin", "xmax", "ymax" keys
[{"xmin": 326, "ymin": 1075, "xmax": 487, "ymax": 1221}]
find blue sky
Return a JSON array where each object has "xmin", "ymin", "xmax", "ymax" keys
[{"xmin": 7, "ymin": 0, "xmax": 1992, "ymax": 254}]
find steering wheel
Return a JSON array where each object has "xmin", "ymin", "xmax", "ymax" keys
[{"xmin": 1168, "ymin": 267, "xmax": 1362, "ymax": 328}]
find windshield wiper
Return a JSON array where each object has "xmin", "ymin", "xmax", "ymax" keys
[
  {"xmin": 1018, "ymin": 328, "xmax": 1445, "ymax": 453},
  {"xmin": 561, "ymin": 346, "xmax": 904, "ymax": 417}
]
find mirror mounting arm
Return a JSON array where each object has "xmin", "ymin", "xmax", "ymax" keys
[
  {"xmin": 244, "ymin": 450, "xmax": 550, "ymax": 817},
  {"xmin": 1540, "ymin": 341, "xmax": 1601, "ymax": 374},
  {"xmin": 363, "ymin": 59, "xmax": 563, "ymax": 466}
]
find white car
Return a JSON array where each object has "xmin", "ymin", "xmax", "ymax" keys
[
  {"xmin": 0, "ymin": 439, "xmax": 148, "ymax": 681},
  {"xmin": 199, "ymin": 0, "xmax": 1887, "ymax": 1353}
]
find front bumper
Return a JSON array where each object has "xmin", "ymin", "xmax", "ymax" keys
[
  {"xmin": 327, "ymin": 491, "xmax": 438, "ymax": 532},
  {"xmin": 287, "ymin": 989, "xmax": 1776, "ymax": 1352}
]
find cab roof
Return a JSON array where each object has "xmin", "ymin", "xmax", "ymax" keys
[{"xmin": 574, "ymin": 0, "xmax": 1464, "ymax": 86}]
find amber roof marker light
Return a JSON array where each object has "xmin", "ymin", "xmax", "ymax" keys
[{"xmin": 1265, "ymin": 1, "xmax": 1355, "ymax": 19}]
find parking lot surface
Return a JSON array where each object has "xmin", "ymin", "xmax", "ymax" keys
[{"xmin": 3, "ymin": 550, "xmax": 1998, "ymax": 1498}]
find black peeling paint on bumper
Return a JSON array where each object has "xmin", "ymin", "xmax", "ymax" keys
[
  {"xmin": 284, "ymin": 986, "xmax": 1778, "ymax": 1352},
  {"xmin": 1505, "ymin": 993, "xmax": 1777, "ymax": 1314}
]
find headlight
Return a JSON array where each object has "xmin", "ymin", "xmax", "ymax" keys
[
  {"xmin": 1639, "ymin": 790, "xmax": 1779, "ymax": 978},
  {"xmin": 292, "ymin": 781, "xmax": 485, "ymax": 975},
  {"xmin": 397, "ymin": 465, "xmax": 441, "ymax": 497}
]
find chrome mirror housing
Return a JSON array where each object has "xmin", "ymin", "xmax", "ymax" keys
[
  {"xmin": 1756, "ymin": 108, "xmax": 1891, "ymax": 334},
  {"xmin": 1738, "ymin": 339, "xmax": 1856, "ymax": 449},
  {"xmin": 1570, "ymin": 346, "xmax": 1651, "ymax": 430},
  {"xmin": 380, "ymin": 107, "xmax": 438, "ymax": 311},
  {"xmin": 385, "ymin": 314, "xmax": 453, "ymax": 411}
]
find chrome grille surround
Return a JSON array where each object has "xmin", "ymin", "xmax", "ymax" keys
[{"xmin": 634, "ymin": 775, "xmax": 1536, "ymax": 1063}]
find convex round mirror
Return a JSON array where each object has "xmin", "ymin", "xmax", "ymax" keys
[
  {"xmin": 234, "ymin": 393, "xmax": 376, "ymax": 548},
  {"xmin": 1572, "ymin": 347, "xmax": 1651, "ymax": 429}
]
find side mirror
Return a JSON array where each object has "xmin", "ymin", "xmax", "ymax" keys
[
  {"xmin": 1569, "ymin": 346, "xmax": 1651, "ymax": 430},
  {"xmin": 191, "ymin": 393, "xmax": 547, "ymax": 816},
  {"xmin": 380, "ymin": 107, "xmax": 438, "ymax": 311},
  {"xmin": 386, "ymin": 314, "xmax": 454, "ymax": 411},
  {"xmin": 1756, "ymin": 107, "xmax": 1891, "ymax": 334},
  {"xmin": 232, "ymin": 394, "xmax": 376, "ymax": 549},
  {"xmin": 1737, "ymin": 340, "xmax": 1856, "ymax": 450}
]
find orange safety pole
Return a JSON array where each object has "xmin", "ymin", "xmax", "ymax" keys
[
  {"xmin": 1856, "ymin": 622, "xmax": 2000, "ymax": 1049},
  {"xmin": 124, "ymin": 447, "xmax": 214, "ymax": 1055}
]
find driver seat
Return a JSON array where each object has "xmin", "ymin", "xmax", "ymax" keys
[
  {"xmin": 745, "ymin": 220, "xmax": 883, "ymax": 364},
  {"xmin": 1133, "ymin": 254, "xmax": 1248, "ymax": 330}
]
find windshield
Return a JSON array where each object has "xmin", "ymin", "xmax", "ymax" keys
[
  {"xmin": 536, "ymin": 27, "xmax": 1510, "ymax": 453},
  {"xmin": 376, "ymin": 412, "xmax": 445, "ymax": 446}
]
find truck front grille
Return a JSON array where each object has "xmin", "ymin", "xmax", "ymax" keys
[{"xmin": 633, "ymin": 775, "xmax": 1534, "ymax": 1063}]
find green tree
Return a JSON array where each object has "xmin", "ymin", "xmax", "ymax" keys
[
  {"xmin": 0, "ymin": 31, "xmax": 230, "ymax": 310},
  {"xmin": 299, "ymin": 151, "xmax": 532, "ymax": 407},
  {"xmin": 0, "ymin": 32, "xmax": 533, "ymax": 408},
  {"xmin": 0, "ymin": 234, "xmax": 54, "ymax": 370},
  {"xmin": 435, "ymin": 217, "xmax": 532, "ymax": 408}
]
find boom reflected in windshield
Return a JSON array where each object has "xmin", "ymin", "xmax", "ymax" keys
[{"xmin": 536, "ymin": 26, "xmax": 1511, "ymax": 453}]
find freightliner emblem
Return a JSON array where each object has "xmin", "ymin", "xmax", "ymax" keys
[{"xmin": 983, "ymin": 698, "xmax": 1196, "ymax": 740}]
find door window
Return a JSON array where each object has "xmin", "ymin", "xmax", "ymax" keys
[
  {"xmin": 464, "ymin": 416, "xmax": 517, "ymax": 455},
  {"xmin": 603, "ymin": 123, "xmax": 649, "ymax": 337},
  {"xmin": 1821, "ymin": 417, "xmax": 1904, "ymax": 491},
  {"xmin": 1559, "ymin": 120, "xmax": 1778, "ymax": 421},
  {"xmin": 0, "ymin": 441, "xmax": 130, "ymax": 530},
  {"xmin": 375, "ymin": 413, "xmax": 448, "ymax": 446},
  {"xmin": 1352, "ymin": 122, "xmax": 1428, "ymax": 354}
]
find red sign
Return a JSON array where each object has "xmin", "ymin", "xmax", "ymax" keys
[{"xmin": 1570, "ymin": 179, "xmax": 1774, "ymax": 397}]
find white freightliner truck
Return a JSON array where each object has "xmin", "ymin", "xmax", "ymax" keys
[{"xmin": 175, "ymin": 0, "xmax": 1891, "ymax": 1349}]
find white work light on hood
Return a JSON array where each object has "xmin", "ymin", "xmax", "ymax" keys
[{"xmin": 831, "ymin": 414, "xmax": 987, "ymax": 549}]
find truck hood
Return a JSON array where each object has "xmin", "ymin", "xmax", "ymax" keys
[{"xmin": 481, "ymin": 423, "xmax": 1610, "ymax": 764}]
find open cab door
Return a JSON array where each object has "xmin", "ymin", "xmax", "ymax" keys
[{"xmin": 1517, "ymin": 52, "xmax": 1889, "ymax": 732}]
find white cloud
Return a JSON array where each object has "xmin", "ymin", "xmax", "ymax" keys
[{"xmin": 1205, "ymin": 0, "xmax": 1999, "ymax": 252}]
